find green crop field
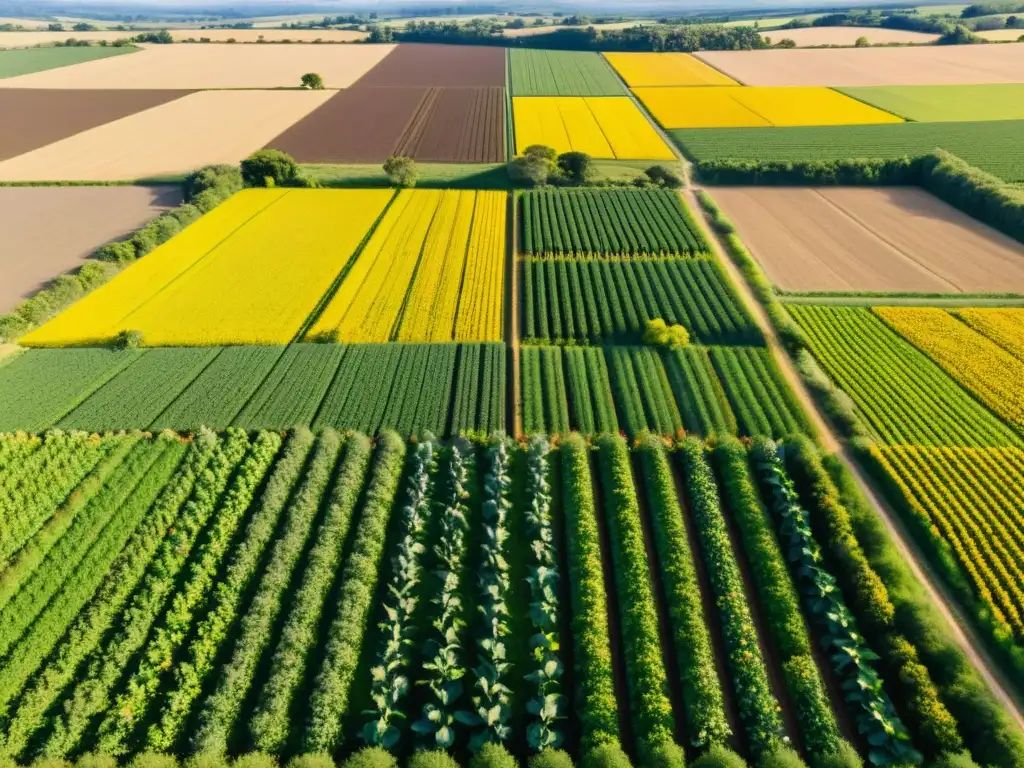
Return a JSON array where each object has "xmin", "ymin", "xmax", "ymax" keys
[
  {"xmin": 509, "ymin": 49, "xmax": 627, "ymax": 96},
  {"xmin": 838, "ymin": 85, "xmax": 1024, "ymax": 123},
  {"xmin": 0, "ymin": 45, "xmax": 138, "ymax": 79},
  {"xmin": 672, "ymin": 120, "xmax": 1024, "ymax": 182}
]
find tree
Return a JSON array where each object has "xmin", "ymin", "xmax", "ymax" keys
[
  {"xmin": 508, "ymin": 156, "xmax": 551, "ymax": 187},
  {"xmin": 383, "ymin": 155, "xmax": 418, "ymax": 187},
  {"xmin": 645, "ymin": 165, "xmax": 683, "ymax": 188},
  {"xmin": 775, "ymin": 37, "xmax": 797, "ymax": 47},
  {"xmin": 854, "ymin": 35, "xmax": 870, "ymax": 46},
  {"xmin": 73, "ymin": 22, "xmax": 97, "ymax": 31},
  {"xmin": 241, "ymin": 149, "xmax": 299, "ymax": 187},
  {"xmin": 558, "ymin": 151, "xmax": 593, "ymax": 185},
  {"xmin": 301, "ymin": 72, "xmax": 325, "ymax": 89},
  {"xmin": 48, "ymin": 22, "xmax": 64, "ymax": 31}
]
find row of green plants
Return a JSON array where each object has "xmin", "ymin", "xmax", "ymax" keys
[
  {"xmin": 562, "ymin": 348, "xmax": 619, "ymax": 436},
  {"xmin": 520, "ymin": 189, "xmax": 709, "ymax": 258},
  {"xmin": 707, "ymin": 348, "xmax": 812, "ymax": 440},
  {"xmin": 661, "ymin": 349, "xmax": 736, "ymax": 438},
  {"xmin": 0, "ymin": 165, "xmax": 243, "ymax": 344},
  {"xmin": 521, "ymin": 258, "xmax": 761, "ymax": 347},
  {"xmin": 606, "ymin": 347, "xmax": 682, "ymax": 438}
]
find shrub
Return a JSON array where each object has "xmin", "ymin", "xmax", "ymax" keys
[
  {"xmin": 645, "ymin": 165, "xmax": 683, "ymax": 189},
  {"xmin": 287, "ymin": 756, "xmax": 336, "ymax": 768},
  {"xmin": 150, "ymin": 214, "xmax": 181, "ymax": 242},
  {"xmin": 341, "ymin": 748, "xmax": 398, "ymax": 768},
  {"xmin": 77, "ymin": 756, "xmax": 117, "ymax": 768},
  {"xmin": 383, "ymin": 155, "xmax": 418, "ymax": 187},
  {"xmin": 94, "ymin": 241, "xmax": 137, "ymax": 264},
  {"xmin": 129, "ymin": 226, "xmax": 159, "ymax": 257},
  {"xmin": 184, "ymin": 755, "xmax": 229, "ymax": 768},
  {"xmin": 233, "ymin": 754, "xmax": 279, "ymax": 768},
  {"xmin": 469, "ymin": 744, "xmax": 519, "ymax": 768},
  {"xmin": 241, "ymin": 149, "xmax": 299, "ymax": 188},
  {"xmin": 581, "ymin": 743, "xmax": 633, "ymax": 768},
  {"xmin": 32, "ymin": 759, "xmax": 73, "ymax": 768},
  {"xmin": 930, "ymin": 753, "xmax": 980, "ymax": 768},
  {"xmin": 691, "ymin": 746, "xmax": 746, "ymax": 768},
  {"xmin": 168, "ymin": 203, "xmax": 202, "ymax": 228},
  {"xmin": 112, "ymin": 329, "xmax": 144, "ymax": 349},
  {"xmin": 648, "ymin": 741, "xmax": 686, "ymax": 768},
  {"xmin": 407, "ymin": 752, "xmax": 460, "ymax": 768},
  {"xmin": 558, "ymin": 151, "xmax": 593, "ymax": 184},
  {"xmin": 127, "ymin": 754, "xmax": 179, "ymax": 768},
  {"xmin": 77, "ymin": 261, "xmax": 112, "ymax": 289},
  {"xmin": 760, "ymin": 748, "xmax": 807, "ymax": 768},
  {"xmin": 301, "ymin": 72, "xmax": 325, "ymax": 89},
  {"xmin": 813, "ymin": 741, "xmax": 861, "ymax": 768},
  {"xmin": 184, "ymin": 164, "xmax": 243, "ymax": 201},
  {"xmin": 528, "ymin": 751, "xmax": 574, "ymax": 768},
  {"xmin": 643, "ymin": 318, "xmax": 690, "ymax": 349}
]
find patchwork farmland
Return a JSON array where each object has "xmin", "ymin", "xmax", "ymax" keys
[{"xmin": 1, "ymin": 34, "xmax": 1024, "ymax": 768}]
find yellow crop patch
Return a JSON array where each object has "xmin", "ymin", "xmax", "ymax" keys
[
  {"xmin": 635, "ymin": 86, "xmax": 903, "ymax": 128},
  {"xmin": 22, "ymin": 188, "xmax": 394, "ymax": 347},
  {"xmin": 953, "ymin": 308, "xmax": 1024, "ymax": 362},
  {"xmin": 604, "ymin": 52, "xmax": 738, "ymax": 87},
  {"xmin": 309, "ymin": 189, "xmax": 506, "ymax": 343},
  {"xmin": 513, "ymin": 97, "xmax": 673, "ymax": 160}
]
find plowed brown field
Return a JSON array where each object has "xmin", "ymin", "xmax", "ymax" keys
[
  {"xmin": 352, "ymin": 43, "xmax": 506, "ymax": 87},
  {"xmin": 267, "ymin": 85, "xmax": 505, "ymax": 163},
  {"xmin": 0, "ymin": 185, "xmax": 181, "ymax": 312},
  {"xmin": 708, "ymin": 186, "xmax": 1024, "ymax": 293},
  {"xmin": 0, "ymin": 89, "xmax": 190, "ymax": 161}
]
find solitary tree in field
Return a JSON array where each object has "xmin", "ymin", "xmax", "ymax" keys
[
  {"xmin": 557, "ymin": 151, "xmax": 593, "ymax": 185},
  {"xmin": 241, "ymin": 149, "xmax": 299, "ymax": 188},
  {"xmin": 854, "ymin": 35, "xmax": 870, "ymax": 46},
  {"xmin": 301, "ymin": 72, "xmax": 325, "ymax": 90},
  {"xmin": 383, "ymin": 156, "xmax": 419, "ymax": 187}
]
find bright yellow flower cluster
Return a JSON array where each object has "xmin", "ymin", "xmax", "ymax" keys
[
  {"xmin": 953, "ymin": 308, "xmax": 1024, "ymax": 362},
  {"xmin": 23, "ymin": 189, "xmax": 394, "ymax": 347},
  {"xmin": 874, "ymin": 443, "xmax": 1024, "ymax": 639},
  {"xmin": 604, "ymin": 52, "xmax": 738, "ymax": 87},
  {"xmin": 309, "ymin": 189, "xmax": 505, "ymax": 343},
  {"xmin": 875, "ymin": 306, "xmax": 1024, "ymax": 432},
  {"xmin": 635, "ymin": 86, "xmax": 903, "ymax": 129},
  {"xmin": 513, "ymin": 97, "xmax": 674, "ymax": 160}
]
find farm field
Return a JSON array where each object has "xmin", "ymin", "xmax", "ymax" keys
[
  {"xmin": 350, "ymin": 43, "xmax": 505, "ymax": 87},
  {"xmin": 976, "ymin": 28, "xmax": 1024, "ymax": 40},
  {"xmin": 0, "ymin": 90, "xmax": 334, "ymax": 181},
  {"xmin": 0, "ymin": 43, "xmax": 395, "ymax": 88},
  {"xmin": 836, "ymin": 84, "xmax": 1024, "ymax": 122},
  {"xmin": 760, "ymin": 26, "xmax": 940, "ymax": 45},
  {"xmin": 603, "ymin": 51, "xmax": 738, "ymax": 86},
  {"xmin": 635, "ymin": 86, "xmax": 902, "ymax": 129},
  {"xmin": 0, "ymin": 89, "xmax": 191, "ymax": 161},
  {"xmin": 269, "ymin": 86, "xmax": 505, "ymax": 163},
  {"xmin": 308, "ymin": 189, "xmax": 505, "ymax": 343},
  {"xmin": 0, "ymin": 343, "xmax": 505, "ymax": 433},
  {"xmin": 707, "ymin": 187, "xmax": 1024, "ymax": 293},
  {"xmin": 22, "ymin": 189, "xmax": 394, "ymax": 346},
  {"xmin": 0, "ymin": 45, "xmax": 137, "ymax": 79},
  {"xmin": 694, "ymin": 43, "xmax": 1024, "ymax": 86},
  {"xmin": 513, "ymin": 97, "xmax": 675, "ymax": 159},
  {"xmin": 954, "ymin": 308, "xmax": 1024, "ymax": 361},
  {"xmin": 509, "ymin": 49, "xmax": 626, "ymax": 96},
  {"xmin": 0, "ymin": 186, "xmax": 181, "ymax": 313},
  {"xmin": 673, "ymin": 120, "xmax": 1024, "ymax": 182}
]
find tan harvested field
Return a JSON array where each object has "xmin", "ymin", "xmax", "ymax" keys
[
  {"xmin": 0, "ymin": 42, "xmax": 395, "ymax": 88},
  {"xmin": 0, "ymin": 90, "xmax": 333, "ymax": 181},
  {"xmin": 760, "ymin": 26, "xmax": 939, "ymax": 46},
  {"xmin": 696, "ymin": 42, "xmax": 1024, "ymax": 85},
  {"xmin": 977, "ymin": 29, "xmax": 1024, "ymax": 41},
  {"xmin": 504, "ymin": 21, "xmax": 651, "ymax": 37},
  {"xmin": 709, "ymin": 186, "xmax": 1024, "ymax": 293},
  {"xmin": 0, "ymin": 31, "xmax": 132, "ymax": 47},
  {"xmin": 0, "ymin": 29, "xmax": 367, "ymax": 47},
  {"xmin": 0, "ymin": 185, "xmax": 180, "ymax": 312}
]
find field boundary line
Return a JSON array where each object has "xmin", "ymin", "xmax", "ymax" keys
[
  {"xmin": 508, "ymin": 190, "xmax": 520, "ymax": 438},
  {"xmin": 47, "ymin": 348, "xmax": 147, "ymax": 429},
  {"xmin": 687, "ymin": 185, "xmax": 1024, "ymax": 735}
]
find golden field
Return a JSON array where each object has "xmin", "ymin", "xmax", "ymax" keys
[
  {"xmin": 604, "ymin": 52, "xmax": 738, "ymax": 87},
  {"xmin": 635, "ymin": 85, "xmax": 902, "ymax": 128},
  {"xmin": 875, "ymin": 306, "xmax": 1024, "ymax": 432},
  {"xmin": 513, "ymin": 96, "xmax": 674, "ymax": 159},
  {"xmin": 23, "ymin": 189, "xmax": 394, "ymax": 346},
  {"xmin": 309, "ymin": 189, "xmax": 506, "ymax": 343},
  {"xmin": 953, "ymin": 308, "xmax": 1024, "ymax": 362}
]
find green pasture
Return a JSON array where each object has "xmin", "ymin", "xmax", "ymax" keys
[
  {"xmin": 508, "ymin": 49, "xmax": 627, "ymax": 97},
  {"xmin": 0, "ymin": 45, "xmax": 138, "ymax": 79},
  {"xmin": 840, "ymin": 84, "xmax": 1024, "ymax": 123}
]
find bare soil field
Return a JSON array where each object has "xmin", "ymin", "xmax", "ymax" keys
[
  {"xmin": 269, "ymin": 85, "xmax": 505, "ymax": 163},
  {"xmin": 696, "ymin": 43, "xmax": 1024, "ymax": 85},
  {"xmin": 0, "ymin": 185, "xmax": 180, "ymax": 312},
  {"xmin": 0, "ymin": 42, "xmax": 395, "ymax": 88},
  {"xmin": 760, "ymin": 26, "xmax": 939, "ymax": 45},
  {"xmin": 352, "ymin": 43, "xmax": 506, "ymax": 87},
  {"xmin": 0, "ymin": 29, "xmax": 368, "ymax": 46},
  {"xmin": 0, "ymin": 89, "xmax": 190, "ymax": 160},
  {"xmin": 708, "ymin": 186, "xmax": 1024, "ymax": 293},
  {"xmin": 0, "ymin": 90, "xmax": 333, "ymax": 181}
]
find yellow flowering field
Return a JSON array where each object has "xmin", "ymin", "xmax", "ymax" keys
[
  {"xmin": 513, "ymin": 97, "xmax": 673, "ymax": 159},
  {"xmin": 604, "ymin": 52, "xmax": 738, "ymax": 87},
  {"xmin": 953, "ymin": 308, "xmax": 1024, "ymax": 362},
  {"xmin": 22, "ymin": 189, "xmax": 393, "ymax": 347},
  {"xmin": 875, "ymin": 306, "xmax": 1024, "ymax": 432},
  {"xmin": 635, "ymin": 86, "xmax": 902, "ymax": 128},
  {"xmin": 309, "ymin": 189, "xmax": 506, "ymax": 343}
]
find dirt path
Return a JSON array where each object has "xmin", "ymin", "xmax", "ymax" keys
[
  {"xmin": 0, "ymin": 344, "xmax": 21, "ymax": 364},
  {"xmin": 684, "ymin": 180, "xmax": 1024, "ymax": 733}
]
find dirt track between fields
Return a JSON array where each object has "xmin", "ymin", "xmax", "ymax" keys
[
  {"xmin": 0, "ymin": 89, "xmax": 190, "ymax": 161},
  {"xmin": 351, "ymin": 43, "xmax": 506, "ymax": 88},
  {"xmin": 709, "ymin": 186, "xmax": 1024, "ymax": 293}
]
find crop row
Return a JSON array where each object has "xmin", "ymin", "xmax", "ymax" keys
[
  {"xmin": 520, "ymin": 345, "xmax": 808, "ymax": 439},
  {"xmin": 520, "ymin": 189, "xmax": 709, "ymax": 258},
  {"xmin": 521, "ymin": 258, "xmax": 761, "ymax": 346},
  {"xmin": 0, "ymin": 344, "xmax": 505, "ymax": 437}
]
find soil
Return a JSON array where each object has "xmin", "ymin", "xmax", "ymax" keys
[
  {"xmin": 0, "ymin": 42, "xmax": 395, "ymax": 88},
  {"xmin": 269, "ymin": 86, "xmax": 505, "ymax": 163},
  {"xmin": 0, "ymin": 90, "xmax": 333, "ymax": 181},
  {"xmin": 0, "ymin": 185, "xmax": 181, "ymax": 313},
  {"xmin": 696, "ymin": 43, "xmax": 1024, "ymax": 86},
  {"xmin": 351, "ymin": 43, "xmax": 506, "ymax": 88},
  {"xmin": 0, "ymin": 89, "xmax": 190, "ymax": 161},
  {"xmin": 763, "ymin": 27, "xmax": 939, "ymax": 46},
  {"xmin": 707, "ymin": 186, "xmax": 1024, "ymax": 293}
]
